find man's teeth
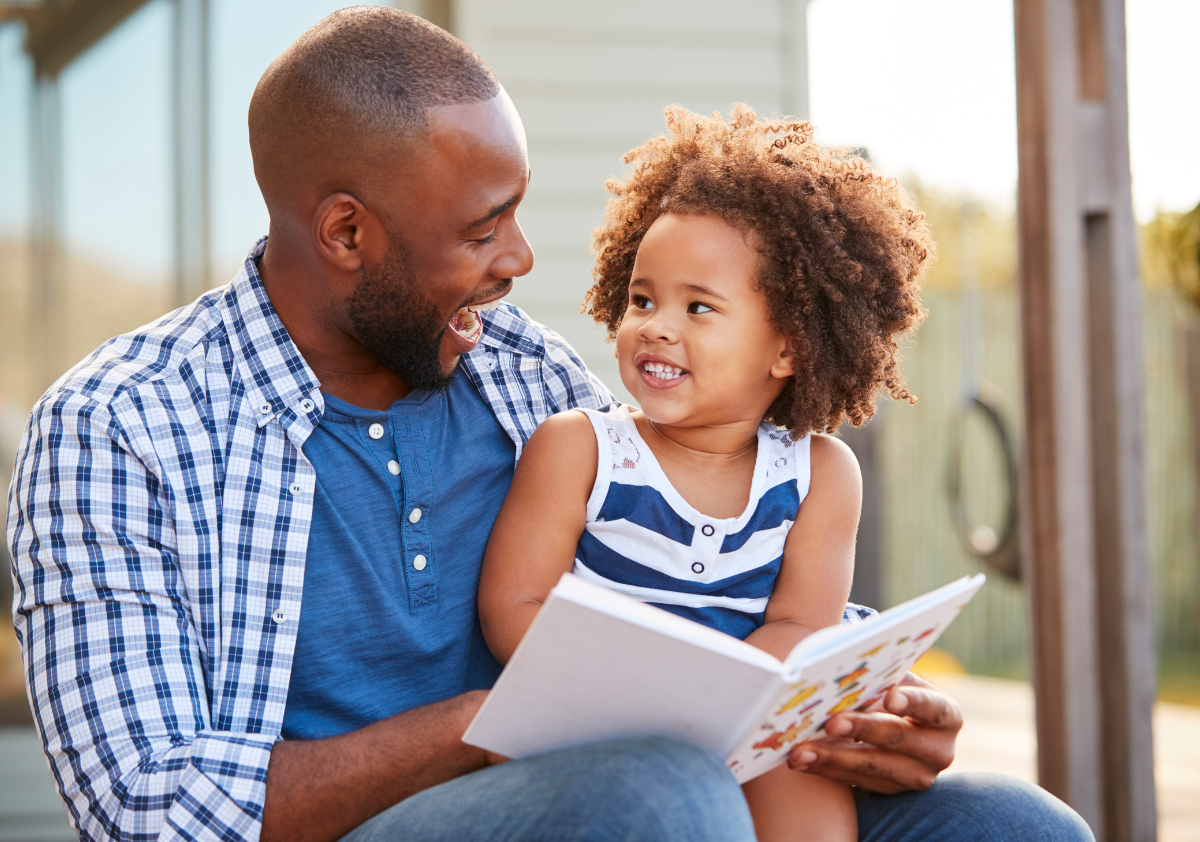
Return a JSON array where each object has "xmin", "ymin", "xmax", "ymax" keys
[
  {"xmin": 451, "ymin": 302, "xmax": 499, "ymax": 339},
  {"xmin": 641, "ymin": 362, "xmax": 685, "ymax": 380}
]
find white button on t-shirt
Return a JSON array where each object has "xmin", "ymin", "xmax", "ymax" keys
[
  {"xmin": 368, "ymin": 423, "xmax": 385, "ymax": 440},
  {"xmin": 413, "ymin": 554, "xmax": 427, "ymax": 571},
  {"xmin": 387, "ymin": 460, "xmax": 401, "ymax": 475},
  {"xmin": 409, "ymin": 508, "xmax": 422, "ymax": 524}
]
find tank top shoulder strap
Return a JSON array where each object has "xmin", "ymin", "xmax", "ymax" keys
[
  {"xmin": 573, "ymin": 405, "xmax": 647, "ymax": 520},
  {"xmin": 759, "ymin": 424, "xmax": 813, "ymax": 504}
]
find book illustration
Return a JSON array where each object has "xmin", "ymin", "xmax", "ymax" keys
[
  {"xmin": 896, "ymin": 636, "xmax": 909, "ymax": 644},
  {"xmin": 855, "ymin": 685, "xmax": 894, "ymax": 712},
  {"xmin": 913, "ymin": 626, "xmax": 937, "ymax": 643},
  {"xmin": 794, "ymin": 699, "xmax": 821, "ymax": 716},
  {"xmin": 751, "ymin": 713, "xmax": 815, "ymax": 751},
  {"xmin": 775, "ymin": 681, "xmax": 823, "ymax": 715},
  {"xmin": 835, "ymin": 663, "xmax": 869, "ymax": 691},
  {"xmin": 752, "ymin": 717, "xmax": 808, "ymax": 751},
  {"xmin": 857, "ymin": 644, "xmax": 886, "ymax": 658},
  {"xmin": 839, "ymin": 681, "xmax": 860, "ymax": 696},
  {"xmin": 827, "ymin": 687, "xmax": 865, "ymax": 715}
]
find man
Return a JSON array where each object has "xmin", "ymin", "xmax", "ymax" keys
[{"xmin": 8, "ymin": 8, "xmax": 1092, "ymax": 842}]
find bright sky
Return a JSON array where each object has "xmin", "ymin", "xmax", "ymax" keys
[{"xmin": 807, "ymin": 0, "xmax": 1200, "ymax": 220}]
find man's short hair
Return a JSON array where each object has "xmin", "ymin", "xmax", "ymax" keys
[{"xmin": 250, "ymin": 6, "xmax": 500, "ymax": 187}]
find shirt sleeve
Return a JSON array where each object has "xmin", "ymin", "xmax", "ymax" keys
[{"xmin": 7, "ymin": 390, "xmax": 275, "ymax": 842}]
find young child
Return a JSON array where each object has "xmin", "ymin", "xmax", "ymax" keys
[{"xmin": 477, "ymin": 105, "xmax": 932, "ymax": 842}]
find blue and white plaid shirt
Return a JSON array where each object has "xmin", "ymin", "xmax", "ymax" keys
[{"xmin": 8, "ymin": 238, "xmax": 875, "ymax": 842}]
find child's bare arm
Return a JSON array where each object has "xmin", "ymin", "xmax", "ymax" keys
[
  {"xmin": 745, "ymin": 434, "xmax": 861, "ymax": 661},
  {"xmin": 478, "ymin": 411, "xmax": 599, "ymax": 664}
]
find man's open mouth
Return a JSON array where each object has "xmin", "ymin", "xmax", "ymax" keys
[{"xmin": 448, "ymin": 302, "xmax": 497, "ymax": 343}]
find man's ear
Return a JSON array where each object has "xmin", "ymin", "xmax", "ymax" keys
[
  {"xmin": 313, "ymin": 192, "xmax": 381, "ymax": 272},
  {"xmin": 770, "ymin": 337, "xmax": 797, "ymax": 380}
]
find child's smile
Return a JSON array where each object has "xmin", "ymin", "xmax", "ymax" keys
[
  {"xmin": 616, "ymin": 212, "xmax": 795, "ymax": 430},
  {"xmin": 635, "ymin": 354, "xmax": 689, "ymax": 388}
]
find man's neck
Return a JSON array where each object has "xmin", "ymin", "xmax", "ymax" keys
[{"xmin": 258, "ymin": 236, "xmax": 412, "ymax": 410}]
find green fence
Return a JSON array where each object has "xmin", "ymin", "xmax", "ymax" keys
[{"xmin": 876, "ymin": 289, "xmax": 1199, "ymax": 675}]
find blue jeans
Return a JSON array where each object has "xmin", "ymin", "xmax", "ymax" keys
[
  {"xmin": 341, "ymin": 738, "xmax": 1094, "ymax": 842},
  {"xmin": 855, "ymin": 772, "xmax": 1095, "ymax": 842}
]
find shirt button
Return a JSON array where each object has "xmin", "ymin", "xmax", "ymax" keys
[
  {"xmin": 299, "ymin": 399, "xmax": 315, "ymax": 414},
  {"xmin": 259, "ymin": 401, "xmax": 273, "ymax": 415},
  {"xmin": 692, "ymin": 562, "xmax": 705, "ymax": 574},
  {"xmin": 272, "ymin": 609, "xmax": 286, "ymax": 624},
  {"xmin": 289, "ymin": 482, "xmax": 303, "ymax": 495},
  {"xmin": 702, "ymin": 524, "xmax": 715, "ymax": 537},
  {"xmin": 388, "ymin": 460, "xmax": 401, "ymax": 476},
  {"xmin": 409, "ymin": 508, "xmax": 422, "ymax": 524},
  {"xmin": 369, "ymin": 423, "xmax": 385, "ymax": 440},
  {"xmin": 413, "ymin": 554, "xmax": 427, "ymax": 571}
]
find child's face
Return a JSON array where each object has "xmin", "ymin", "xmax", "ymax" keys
[{"xmin": 616, "ymin": 213, "xmax": 794, "ymax": 428}]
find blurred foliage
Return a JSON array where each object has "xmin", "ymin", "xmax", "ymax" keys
[
  {"xmin": 905, "ymin": 179, "xmax": 1017, "ymax": 292},
  {"xmin": 1140, "ymin": 203, "xmax": 1200, "ymax": 310}
]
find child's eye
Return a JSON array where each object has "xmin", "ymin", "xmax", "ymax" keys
[
  {"xmin": 688, "ymin": 302, "xmax": 714, "ymax": 314},
  {"xmin": 631, "ymin": 295, "xmax": 654, "ymax": 310}
]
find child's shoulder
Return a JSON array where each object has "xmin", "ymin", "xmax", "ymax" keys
[
  {"xmin": 806, "ymin": 432, "xmax": 861, "ymax": 496},
  {"xmin": 523, "ymin": 408, "xmax": 604, "ymax": 467}
]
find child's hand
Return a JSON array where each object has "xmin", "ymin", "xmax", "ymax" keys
[{"xmin": 785, "ymin": 672, "xmax": 962, "ymax": 793}]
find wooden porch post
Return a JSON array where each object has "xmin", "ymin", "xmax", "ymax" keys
[{"xmin": 1013, "ymin": 0, "xmax": 1157, "ymax": 840}]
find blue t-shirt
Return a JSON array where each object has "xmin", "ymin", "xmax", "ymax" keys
[{"xmin": 281, "ymin": 371, "xmax": 514, "ymax": 740}]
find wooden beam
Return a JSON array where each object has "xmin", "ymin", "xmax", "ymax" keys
[
  {"xmin": 23, "ymin": 0, "xmax": 151, "ymax": 78},
  {"xmin": 1013, "ymin": 0, "xmax": 1157, "ymax": 840}
]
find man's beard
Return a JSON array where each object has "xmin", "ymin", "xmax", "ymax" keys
[{"xmin": 346, "ymin": 236, "xmax": 458, "ymax": 393}]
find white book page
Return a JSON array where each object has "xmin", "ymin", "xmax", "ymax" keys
[
  {"xmin": 465, "ymin": 575, "xmax": 784, "ymax": 760},
  {"xmin": 725, "ymin": 574, "xmax": 985, "ymax": 783}
]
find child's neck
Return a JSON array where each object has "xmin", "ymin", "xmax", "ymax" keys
[
  {"xmin": 641, "ymin": 416, "xmax": 761, "ymax": 462},
  {"xmin": 633, "ymin": 413, "xmax": 763, "ymax": 520}
]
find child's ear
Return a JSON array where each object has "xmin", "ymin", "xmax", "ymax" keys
[{"xmin": 770, "ymin": 337, "xmax": 796, "ymax": 380}]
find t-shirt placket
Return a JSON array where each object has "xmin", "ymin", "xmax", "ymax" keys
[{"xmin": 389, "ymin": 405, "xmax": 439, "ymax": 609}]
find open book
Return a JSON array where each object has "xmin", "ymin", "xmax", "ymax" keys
[{"xmin": 464, "ymin": 572, "xmax": 985, "ymax": 783}]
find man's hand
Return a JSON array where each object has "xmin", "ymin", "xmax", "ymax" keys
[{"xmin": 787, "ymin": 672, "xmax": 961, "ymax": 793}]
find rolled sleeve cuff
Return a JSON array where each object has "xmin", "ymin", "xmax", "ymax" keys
[{"xmin": 103, "ymin": 732, "xmax": 277, "ymax": 842}]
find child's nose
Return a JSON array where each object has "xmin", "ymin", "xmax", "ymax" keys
[{"xmin": 637, "ymin": 310, "xmax": 680, "ymax": 343}]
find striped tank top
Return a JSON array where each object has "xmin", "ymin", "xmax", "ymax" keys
[{"xmin": 573, "ymin": 405, "xmax": 810, "ymax": 640}]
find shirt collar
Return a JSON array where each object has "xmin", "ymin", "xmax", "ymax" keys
[
  {"xmin": 220, "ymin": 237, "xmax": 321, "ymax": 428},
  {"xmin": 475, "ymin": 302, "xmax": 546, "ymax": 358}
]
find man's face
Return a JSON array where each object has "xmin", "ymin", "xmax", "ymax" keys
[{"xmin": 350, "ymin": 92, "xmax": 533, "ymax": 387}]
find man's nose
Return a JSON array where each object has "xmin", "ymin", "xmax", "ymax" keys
[{"xmin": 495, "ymin": 219, "xmax": 535, "ymax": 280}]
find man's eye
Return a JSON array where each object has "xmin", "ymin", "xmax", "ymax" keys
[
  {"xmin": 631, "ymin": 295, "xmax": 654, "ymax": 310},
  {"xmin": 688, "ymin": 302, "xmax": 714, "ymax": 314},
  {"xmin": 474, "ymin": 231, "xmax": 498, "ymax": 244}
]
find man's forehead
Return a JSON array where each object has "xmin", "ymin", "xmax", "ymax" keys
[{"xmin": 427, "ymin": 91, "xmax": 526, "ymax": 155}]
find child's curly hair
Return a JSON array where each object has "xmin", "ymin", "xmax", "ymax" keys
[{"xmin": 583, "ymin": 104, "xmax": 933, "ymax": 435}]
